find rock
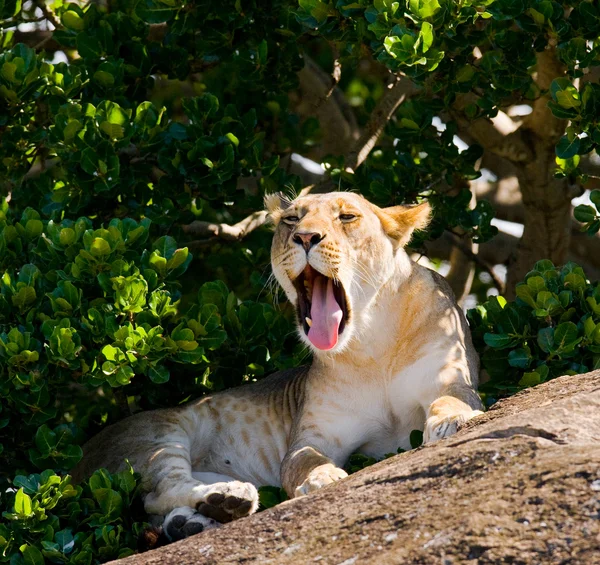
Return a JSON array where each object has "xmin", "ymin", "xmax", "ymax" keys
[{"xmin": 110, "ymin": 371, "xmax": 600, "ymax": 565}]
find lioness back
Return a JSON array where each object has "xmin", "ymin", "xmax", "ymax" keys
[{"xmin": 72, "ymin": 365, "xmax": 310, "ymax": 487}]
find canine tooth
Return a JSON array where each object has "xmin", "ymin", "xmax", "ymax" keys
[{"xmin": 305, "ymin": 317, "xmax": 312, "ymax": 327}]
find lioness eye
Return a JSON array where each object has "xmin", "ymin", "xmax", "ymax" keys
[
  {"xmin": 283, "ymin": 215, "xmax": 299, "ymax": 225},
  {"xmin": 339, "ymin": 214, "xmax": 357, "ymax": 222}
]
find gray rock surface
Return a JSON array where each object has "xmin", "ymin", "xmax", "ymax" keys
[{"xmin": 111, "ymin": 371, "xmax": 600, "ymax": 565}]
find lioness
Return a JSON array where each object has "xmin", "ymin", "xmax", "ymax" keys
[{"xmin": 72, "ymin": 192, "xmax": 483, "ymax": 541}]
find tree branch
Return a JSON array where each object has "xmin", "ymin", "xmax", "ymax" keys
[
  {"xmin": 295, "ymin": 54, "xmax": 359, "ymax": 161},
  {"xmin": 345, "ymin": 77, "xmax": 417, "ymax": 172},
  {"xmin": 449, "ymin": 97, "xmax": 533, "ymax": 164},
  {"xmin": 446, "ymin": 232, "xmax": 505, "ymax": 294},
  {"xmin": 326, "ymin": 44, "xmax": 342, "ymax": 99},
  {"xmin": 11, "ymin": 30, "xmax": 61, "ymax": 51},
  {"xmin": 182, "ymin": 211, "xmax": 269, "ymax": 240},
  {"xmin": 34, "ymin": 0, "xmax": 61, "ymax": 29}
]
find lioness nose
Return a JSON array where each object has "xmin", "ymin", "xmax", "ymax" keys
[{"xmin": 293, "ymin": 231, "xmax": 324, "ymax": 252}]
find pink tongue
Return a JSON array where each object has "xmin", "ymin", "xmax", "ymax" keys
[{"xmin": 308, "ymin": 276, "xmax": 343, "ymax": 350}]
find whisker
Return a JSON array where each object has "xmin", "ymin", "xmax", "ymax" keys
[{"xmin": 347, "ymin": 258, "xmax": 379, "ymax": 289}]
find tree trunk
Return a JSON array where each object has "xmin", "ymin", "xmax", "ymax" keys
[
  {"xmin": 505, "ymin": 48, "xmax": 572, "ymax": 296},
  {"xmin": 114, "ymin": 370, "xmax": 600, "ymax": 565},
  {"xmin": 506, "ymin": 160, "xmax": 572, "ymax": 295}
]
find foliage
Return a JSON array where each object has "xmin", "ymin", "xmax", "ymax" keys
[
  {"xmin": 0, "ymin": 466, "xmax": 146, "ymax": 564},
  {"xmin": 574, "ymin": 189, "xmax": 600, "ymax": 236},
  {"xmin": 257, "ymin": 486, "xmax": 289, "ymax": 511},
  {"xmin": 469, "ymin": 261, "xmax": 600, "ymax": 405},
  {"xmin": 0, "ymin": 206, "xmax": 297, "ymax": 484},
  {"xmin": 0, "ymin": 2, "xmax": 500, "ymax": 243},
  {"xmin": 297, "ymin": 0, "xmax": 600, "ymax": 183}
]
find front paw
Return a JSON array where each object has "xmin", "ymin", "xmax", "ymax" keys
[
  {"xmin": 424, "ymin": 410, "xmax": 483, "ymax": 444},
  {"xmin": 294, "ymin": 464, "xmax": 348, "ymax": 498}
]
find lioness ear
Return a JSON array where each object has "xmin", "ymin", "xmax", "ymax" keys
[
  {"xmin": 379, "ymin": 202, "xmax": 431, "ymax": 247},
  {"xmin": 264, "ymin": 192, "xmax": 292, "ymax": 224}
]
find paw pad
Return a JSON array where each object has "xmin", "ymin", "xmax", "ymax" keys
[
  {"xmin": 163, "ymin": 507, "xmax": 220, "ymax": 541},
  {"xmin": 197, "ymin": 481, "xmax": 259, "ymax": 522}
]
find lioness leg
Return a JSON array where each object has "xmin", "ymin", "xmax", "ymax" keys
[
  {"xmin": 423, "ymin": 383, "xmax": 483, "ymax": 443},
  {"xmin": 281, "ymin": 445, "xmax": 348, "ymax": 498},
  {"xmin": 141, "ymin": 441, "xmax": 259, "ymax": 524}
]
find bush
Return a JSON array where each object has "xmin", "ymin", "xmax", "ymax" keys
[
  {"xmin": 0, "ymin": 206, "xmax": 297, "ymax": 482},
  {"xmin": 469, "ymin": 261, "xmax": 600, "ymax": 404},
  {"xmin": 0, "ymin": 467, "xmax": 146, "ymax": 564},
  {"xmin": 0, "ymin": 203, "xmax": 301, "ymax": 562}
]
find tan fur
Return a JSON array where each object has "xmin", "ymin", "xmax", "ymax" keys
[{"xmin": 72, "ymin": 192, "xmax": 482, "ymax": 536}]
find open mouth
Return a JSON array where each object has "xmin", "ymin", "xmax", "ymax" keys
[{"xmin": 292, "ymin": 265, "xmax": 349, "ymax": 351}]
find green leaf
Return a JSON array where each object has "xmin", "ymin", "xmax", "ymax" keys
[
  {"xmin": 526, "ymin": 276, "xmax": 545, "ymax": 294},
  {"xmin": 89, "ymin": 468, "xmax": 112, "ymax": 493},
  {"xmin": 518, "ymin": 371, "xmax": 541, "ymax": 388},
  {"xmin": 536, "ymin": 291, "xmax": 560, "ymax": 313},
  {"xmin": 93, "ymin": 488, "xmax": 123, "ymax": 521},
  {"xmin": 508, "ymin": 348, "xmax": 531, "ymax": 369},
  {"xmin": 76, "ymin": 34, "xmax": 102, "ymax": 60},
  {"xmin": 409, "ymin": 429, "xmax": 423, "ymax": 448},
  {"xmin": 416, "ymin": 22, "xmax": 434, "ymax": 54},
  {"xmin": 152, "ymin": 236, "xmax": 178, "ymax": 259},
  {"xmin": 553, "ymin": 322, "xmax": 580, "ymax": 353},
  {"xmin": 399, "ymin": 118, "xmax": 420, "ymax": 129},
  {"xmin": 25, "ymin": 219, "xmax": 43, "ymax": 238},
  {"xmin": 55, "ymin": 529, "xmax": 75, "ymax": 554},
  {"xmin": 516, "ymin": 284, "xmax": 536, "ymax": 308},
  {"xmin": 384, "ymin": 34, "xmax": 415, "ymax": 62},
  {"xmin": 13, "ymin": 475, "xmax": 39, "ymax": 495},
  {"xmin": 59, "ymin": 227, "xmax": 76, "ymax": 246},
  {"xmin": 564, "ymin": 273, "xmax": 586, "ymax": 292},
  {"xmin": 574, "ymin": 204, "xmax": 597, "ymax": 223},
  {"xmin": 166, "ymin": 247, "xmax": 189, "ymax": 270},
  {"xmin": 22, "ymin": 545, "xmax": 45, "ymax": 565},
  {"xmin": 35, "ymin": 424, "xmax": 56, "ymax": 456},
  {"xmin": 550, "ymin": 78, "xmax": 581, "ymax": 109},
  {"xmin": 537, "ymin": 327, "xmax": 554, "ymax": 353},
  {"xmin": 80, "ymin": 147, "xmax": 99, "ymax": 175},
  {"xmin": 93, "ymin": 70, "xmax": 115, "ymax": 88},
  {"xmin": 584, "ymin": 316, "xmax": 596, "ymax": 338},
  {"xmin": 483, "ymin": 333, "xmax": 516, "ymax": 349},
  {"xmin": 258, "ymin": 486, "xmax": 288, "ymax": 509},
  {"xmin": 556, "ymin": 135, "xmax": 580, "ymax": 159},
  {"xmin": 148, "ymin": 364, "xmax": 169, "ymax": 383},
  {"xmin": 111, "ymin": 275, "xmax": 148, "ymax": 313},
  {"xmin": 1, "ymin": 62, "xmax": 17, "ymax": 83},
  {"xmin": 409, "ymin": 0, "xmax": 441, "ymax": 19},
  {"xmin": 14, "ymin": 488, "xmax": 33, "ymax": 516},
  {"xmin": 136, "ymin": 0, "xmax": 181, "ymax": 23},
  {"xmin": 100, "ymin": 121, "xmax": 125, "ymax": 139},
  {"xmin": 90, "ymin": 238, "xmax": 111, "ymax": 257},
  {"xmin": 61, "ymin": 10, "xmax": 85, "ymax": 31}
]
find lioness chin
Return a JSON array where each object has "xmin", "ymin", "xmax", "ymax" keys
[{"xmin": 72, "ymin": 192, "xmax": 483, "ymax": 542}]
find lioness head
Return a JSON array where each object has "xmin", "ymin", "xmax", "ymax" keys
[{"xmin": 267, "ymin": 192, "xmax": 430, "ymax": 353}]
